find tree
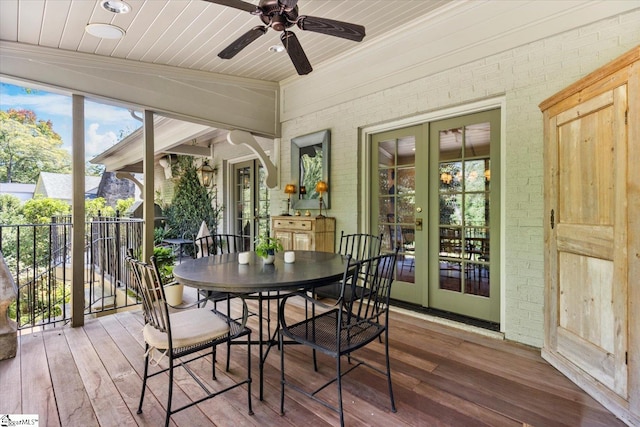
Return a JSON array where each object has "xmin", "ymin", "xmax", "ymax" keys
[
  {"xmin": 0, "ymin": 109, "xmax": 71, "ymax": 183},
  {"xmin": 85, "ymin": 197, "xmax": 115, "ymax": 218},
  {"xmin": 21, "ymin": 196, "xmax": 70, "ymax": 224},
  {"xmin": 164, "ymin": 156, "xmax": 222, "ymax": 240},
  {"xmin": 0, "ymin": 194, "xmax": 23, "ymax": 224}
]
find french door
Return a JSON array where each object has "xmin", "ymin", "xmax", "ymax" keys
[
  {"xmin": 232, "ymin": 160, "xmax": 270, "ymax": 249},
  {"xmin": 371, "ymin": 109, "xmax": 500, "ymax": 323}
]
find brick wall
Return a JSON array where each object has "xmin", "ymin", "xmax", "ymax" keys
[{"xmin": 278, "ymin": 10, "xmax": 640, "ymax": 347}]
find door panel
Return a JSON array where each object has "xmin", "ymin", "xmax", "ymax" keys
[
  {"xmin": 372, "ymin": 125, "xmax": 425, "ymax": 303},
  {"xmin": 549, "ymin": 85, "xmax": 627, "ymax": 398},
  {"xmin": 429, "ymin": 109, "xmax": 500, "ymax": 323}
]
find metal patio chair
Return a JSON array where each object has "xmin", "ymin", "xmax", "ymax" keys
[
  {"xmin": 126, "ymin": 250, "xmax": 252, "ymax": 427},
  {"xmin": 279, "ymin": 250, "xmax": 399, "ymax": 427}
]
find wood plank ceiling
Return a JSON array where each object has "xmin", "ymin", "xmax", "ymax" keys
[{"xmin": 0, "ymin": 0, "xmax": 450, "ymax": 82}]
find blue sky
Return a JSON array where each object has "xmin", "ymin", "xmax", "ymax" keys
[{"xmin": 0, "ymin": 82, "xmax": 142, "ymax": 161}]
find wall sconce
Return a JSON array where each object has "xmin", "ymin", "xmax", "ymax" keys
[
  {"xmin": 197, "ymin": 160, "xmax": 216, "ymax": 188},
  {"xmin": 299, "ymin": 186, "xmax": 307, "ymax": 196},
  {"xmin": 315, "ymin": 180, "xmax": 328, "ymax": 218},
  {"xmin": 283, "ymin": 184, "xmax": 296, "ymax": 216},
  {"xmin": 484, "ymin": 169, "xmax": 491, "ymax": 181}
]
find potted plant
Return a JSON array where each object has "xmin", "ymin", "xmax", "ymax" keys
[
  {"xmin": 153, "ymin": 246, "xmax": 183, "ymax": 306},
  {"xmin": 254, "ymin": 234, "xmax": 283, "ymax": 264}
]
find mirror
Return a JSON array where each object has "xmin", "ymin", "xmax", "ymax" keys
[{"xmin": 291, "ymin": 129, "xmax": 330, "ymax": 210}]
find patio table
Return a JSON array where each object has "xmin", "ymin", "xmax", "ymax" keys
[{"xmin": 173, "ymin": 250, "xmax": 348, "ymax": 399}]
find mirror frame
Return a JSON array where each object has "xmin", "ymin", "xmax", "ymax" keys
[{"xmin": 291, "ymin": 129, "xmax": 330, "ymax": 210}]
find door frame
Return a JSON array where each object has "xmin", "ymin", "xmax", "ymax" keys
[
  {"xmin": 359, "ymin": 96, "xmax": 507, "ymax": 331},
  {"xmin": 226, "ymin": 153, "xmax": 271, "ymax": 243}
]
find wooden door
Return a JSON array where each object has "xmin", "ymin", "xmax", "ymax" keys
[{"xmin": 545, "ymin": 85, "xmax": 628, "ymax": 398}]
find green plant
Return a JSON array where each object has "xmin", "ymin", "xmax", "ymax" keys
[
  {"xmin": 254, "ymin": 234, "xmax": 283, "ymax": 258},
  {"xmin": 153, "ymin": 246, "xmax": 175, "ymax": 283},
  {"xmin": 164, "ymin": 156, "xmax": 223, "ymax": 240}
]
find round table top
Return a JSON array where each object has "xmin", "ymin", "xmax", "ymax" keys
[{"xmin": 173, "ymin": 250, "xmax": 347, "ymax": 294}]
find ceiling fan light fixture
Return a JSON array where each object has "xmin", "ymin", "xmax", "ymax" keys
[
  {"xmin": 269, "ymin": 44, "xmax": 285, "ymax": 53},
  {"xmin": 100, "ymin": 0, "xmax": 131, "ymax": 14},
  {"xmin": 85, "ymin": 23, "xmax": 126, "ymax": 39}
]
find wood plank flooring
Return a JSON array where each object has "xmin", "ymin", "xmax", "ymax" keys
[{"xmin": 0, "ymin": 298, "xmax": 626, "ymax": 427}]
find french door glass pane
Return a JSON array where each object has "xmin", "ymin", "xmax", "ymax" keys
[
  {"xmin": 438, "ymin": 122, "xmax": 491, "ymax": 297},
  {"xmin": 377, "ymin": 136, "xmax": 415, "ymax": 283}
]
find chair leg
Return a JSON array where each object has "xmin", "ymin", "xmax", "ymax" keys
[
  {"xmin": 165, "ymin": 355, "xmax": 174, "ymax": 427},
  {"xmin": 384, "ymin": 331, "xmax": 397, "ymax": 413},
  {"xmin": 137, "ymin": 344, "xmax": 150, "ymax": 414},
  {"xmin": 247, "ymin": 330, "xmax": 254, "ymax": 415},
  {"xmin": 226, "ymin": 295, "xmax": 232, "ymax": 372},
  {"xmin": 336, "ymin": 356, "xmax": 345, "ymax": 427},
  {"xmin": 212, "ymin": 346, "xmax": 217, "ymax": 380},
  {"xmin": 279, "ymin": 331, "xmax": 286, "ymax": 416}
]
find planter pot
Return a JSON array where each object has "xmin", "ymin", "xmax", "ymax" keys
[
  {"xmin": 262, "ymin": 254, "xmax": 275, "ymax": 265},
  {"xmin": 164, "ymin": 283, "xmax": 184, "ymax": 306}
]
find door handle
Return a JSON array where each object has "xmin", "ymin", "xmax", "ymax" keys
[{"xmin": 415, "ymin": 218, "xmax": 423, "ymax": 231}]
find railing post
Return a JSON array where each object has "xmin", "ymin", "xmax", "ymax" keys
[{"xmin": 0, "ymin": 250, "xmax": 18, "ymax": 360}]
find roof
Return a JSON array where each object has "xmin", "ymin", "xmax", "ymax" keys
[
  {"xmin": 35, "ymin": 172, "xmax": 102, "ymax": 201},
  {"xmin": 0, "ymin": 182, "xmax": 36, "ymax": 201}
]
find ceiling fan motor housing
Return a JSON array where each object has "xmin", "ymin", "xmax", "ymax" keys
[{"xmin": 259, "ymin": 0, "xmax": 298, "ymax": 31}]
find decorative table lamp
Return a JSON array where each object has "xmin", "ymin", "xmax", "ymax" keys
[
  {"xmin": 315, "ymin": 180, "xmax": 328, "ymax": 218},
  {"xmin": 284, "ymin": 184, "xmax": 296, "ymax": 216}
]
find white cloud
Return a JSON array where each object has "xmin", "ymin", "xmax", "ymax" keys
[{"xmin": 85, "ymin": 123, "xmax": 118, "ymax": 159}]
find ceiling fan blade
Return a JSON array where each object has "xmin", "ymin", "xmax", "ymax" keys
[
  {"xmin": 280, "ymin": 31, "xmax": 312, "ymax": 75},
  {"xmin": 218, "ymin": 26, "xmax": 268, "ymax": 59},
  {"xmin": 201, "ymin": 0, "xmax": 259, "ymax": 13},
  {"xmin": 297, "ymin": 15, "xmax": 365, "ymax": 42}
]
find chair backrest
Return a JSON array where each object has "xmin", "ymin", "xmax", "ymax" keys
[
  {"xmin": 341, "ymin": 249, "xmax": 398, "ymax": 324},
  {"xmin": 125, "ymin": 249, "xmax": 170, "ymax": 334},
  {"xmin": 338, "ymin": 232, "xmax": 383, "ymax": 260},
  {"xmin": 194, "ymin": 234, "xmax": 245, "ymax": 257}
]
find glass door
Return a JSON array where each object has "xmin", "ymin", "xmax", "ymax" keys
[
  {"xmin": 233, "ymin": 160, "xmax": 270, "ymax": 249},
  {"xmin": 428, "ymin": 109, "xmax": 500, "ymax": 323},
  {"xmin": 372, "ymin": 125, "xmax": 427, "ymax": 302}
]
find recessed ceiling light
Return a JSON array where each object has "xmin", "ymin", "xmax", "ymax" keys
[
  {"xmin": 85, "ymin": 23, "xmax": 126, "ymax": 39},
  {"xmin": 269, "ymin": 45, "xmax": 285, "ymax": 53},
  {"xmin": 101, "ymin": 0, "xmax": 131, "ymax": 14}
]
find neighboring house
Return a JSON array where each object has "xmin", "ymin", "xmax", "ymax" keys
[
  {"xmin": 0, "ymin": 182, "xmax": 35, "ymax": 201},
  {"xmin": 34, "ymin": 172, "xmax": 102, "ymax": 203}
]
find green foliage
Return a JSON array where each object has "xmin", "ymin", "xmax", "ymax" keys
[
  {"xmin": 0, "ymin": 194, "xmax": 23, "ymax": 223},
  {"xmin": 86, "ymin": 163, "xmax": 105, "ymax": 177},
  {"xmin": 22, "ymin": 196, "xmax": 70, "ymax": 224},
  {"xmin": 154, "ymin": 227, "xmax": 169, "ymax": 246},
  {"xmin": 115, "ymin": 198, "xmax": 135, "ymax": 215},
  {"xmin": 153, "ymin": 246, "xmax": 175, "ymax": 283},
  {"xmin": 254, "ymin": 233, "xmax": 283, "ymax": 258},
  {"xmin": 164, "ymin": 156, "xmax": 222, "ymax": 239},
  {"xmin": 85, "ymin": 197, "xmax": 115, "ymax": 218},
  {"xmin": 0, "ymin": 109, "xmax": 71, "ymax": 183}
]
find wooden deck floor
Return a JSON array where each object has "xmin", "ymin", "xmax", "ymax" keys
[{"xmin": 0, "ymin": 298, "xmax": 626, "ymax": 427}]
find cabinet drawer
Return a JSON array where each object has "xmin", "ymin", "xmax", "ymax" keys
[{"xmin": 273, "ymin": 219, "xmax": 312, "ymax": 231}]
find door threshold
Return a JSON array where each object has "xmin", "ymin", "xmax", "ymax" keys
[{"xmin": 390, "ymin": 300, "xmax": 503, "ymax": 338}]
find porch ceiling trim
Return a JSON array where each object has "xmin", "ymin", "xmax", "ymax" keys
[{"xmin": 0, "ymin": 41, "xmax": 280, "ymax": 138}]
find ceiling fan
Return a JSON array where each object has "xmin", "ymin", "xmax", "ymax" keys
[{"xmin": 203, "ymin": 0, "xmax": 366, "ymax": 75}]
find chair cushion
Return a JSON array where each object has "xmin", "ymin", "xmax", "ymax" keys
[{"xmin": 144, "ymin": 308, "xmax": 230, "ymax": 352}]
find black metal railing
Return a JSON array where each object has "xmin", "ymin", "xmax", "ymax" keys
[{"xmin": 0, "ymin": 213, "xmax": 143, "ymax": 330}]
